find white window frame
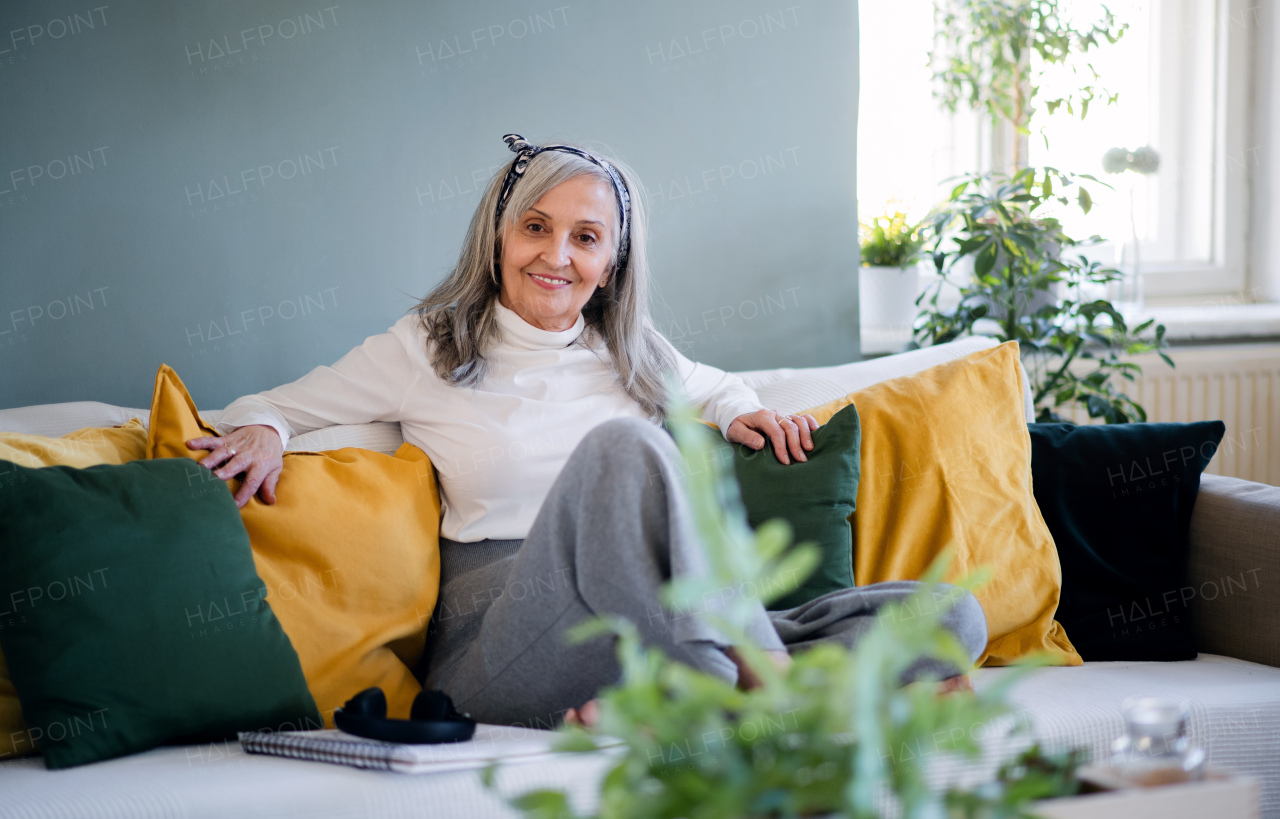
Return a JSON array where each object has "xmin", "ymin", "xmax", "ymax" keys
[
  {"xmin": 861, "ymin": 0, "xmax": 1263, "ymax": 318},
  {"xmin": 1139, "ymin": 0, "xmax": 1253, "ymax": 301}
]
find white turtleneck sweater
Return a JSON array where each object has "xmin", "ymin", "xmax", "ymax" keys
[{"xmin": 214, "ymin": 301, "xmax": 765, "ymax": 543}]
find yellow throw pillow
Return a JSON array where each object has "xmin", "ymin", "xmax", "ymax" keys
[
  {"xmin": 0, "ymin": 418, "xmax": 146, "ymax": 468},
  {"xmin": 803, "ymin": 343, "xmax": 1081, "ymax": 667},
  {"xmin": 146, "ymin": 364, "xmax": 442, "ymax": 723},
  {"xmin": 0, "ymin": 418, "xmax": 148, "ymax": 759}
]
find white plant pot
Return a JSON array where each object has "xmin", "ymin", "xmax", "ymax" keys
[{"xmin": 859, "ymin": 264, "xmax": 921, "ymax": 332}]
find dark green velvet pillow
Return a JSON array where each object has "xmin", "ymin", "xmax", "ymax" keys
[
  {"xmin": 0, "ymin": 457, "xmax": 320, "ymax": 769},
  {"xmin": 1028, "ymin": 421, "xmax": 1225, "ymax": 661},
  {"xmin": 681, "ymin": 403, "xmax": 861, "ymax": 611}
]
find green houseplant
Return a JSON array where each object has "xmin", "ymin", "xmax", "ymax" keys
[
  {"xmin": 930, "ymin": 0, "xmax": 1129, "ymax": 168},
  {"xmin": 860, "ymin": 209, "xmax": 927, "ymax": 333},
  {"xmin": 915, "ymin": 167, "xmax": 1172, "ymax": 423},
  {"xmin": 489, "ymin": 391, "xmax": 1082, "ymax": 819},
  {"xmin": 860, "ymin": 209, "xmax": 926, "ymax": 269}
]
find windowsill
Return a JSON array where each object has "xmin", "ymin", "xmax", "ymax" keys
[
  {"xmin": 860, "ymin": 327, "xmax": 914, "ymax": 358},
  {"xmin": 860, "ymin": 304, "xmax": 1280, "ymax": 359},
  {"xmin": 1132, "ymin": 303, "xmax": 1280, "ymax": 344}
]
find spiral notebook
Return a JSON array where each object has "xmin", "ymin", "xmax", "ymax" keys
[{"xmin": 238, "ymin": 724, "xmax": 617, "ymax": 775}]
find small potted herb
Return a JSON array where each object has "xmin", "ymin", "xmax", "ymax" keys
[{"xmin": 860, "ymin": 208, "xmax": 926, "ymax": 334}]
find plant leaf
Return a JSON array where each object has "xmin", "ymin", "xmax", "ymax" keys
[
  {"xmin": 974, "ymin": 240, "xmax": 999, "ymax": 278},
  {"xmin": 1077, "ymin": 187, "xmax": 1093, "ymax": 214}
]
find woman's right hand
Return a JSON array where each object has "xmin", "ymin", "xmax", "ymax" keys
[{"xmin": 185, "ymin": 424, "xmax": 285, "ymax": 509}]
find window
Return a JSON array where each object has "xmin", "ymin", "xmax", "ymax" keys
[{"xmin": 857, "ymin": 0, "xmax": 1256, "ymax": 301}]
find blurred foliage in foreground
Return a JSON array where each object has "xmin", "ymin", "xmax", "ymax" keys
[{"xmin": 484, "ymin": 391, "xmax": 1082, "ymax": 818}]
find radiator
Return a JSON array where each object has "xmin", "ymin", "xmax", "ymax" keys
[{"xmin": 1055, "ymin": 343, "xmax": 1280, "ymax": 485}]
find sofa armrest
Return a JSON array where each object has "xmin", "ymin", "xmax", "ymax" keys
[{"xmin": 1187, "ymin": 474, "xmax": 1280, "ymax": 668}]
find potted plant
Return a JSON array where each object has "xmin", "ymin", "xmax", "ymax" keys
[
  {"xmin": 859, "ymin": 208, "xmax": 926, "ymax": 334},
  {"xmin": 915, "ymin": 167, "xmax": 1172, "ymax": 423}
]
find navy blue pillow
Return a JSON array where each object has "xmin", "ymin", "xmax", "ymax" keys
[{"xmin": 1028, "ymin": 422, "xmax": 1225, "ymax": 661}]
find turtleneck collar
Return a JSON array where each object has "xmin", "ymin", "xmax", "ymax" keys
[{"xmin": 493, "ymin": 299, "xmax": 586, "ymax": 351}]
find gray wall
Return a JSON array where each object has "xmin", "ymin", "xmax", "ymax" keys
[{"xmin": 0, "ymin": 1, "xmax": 858, "ymax": 411}]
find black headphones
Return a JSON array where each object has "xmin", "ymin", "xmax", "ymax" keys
[{"xmin": 333, "ymin": 687, "xmax": 476, "ymax": 744}]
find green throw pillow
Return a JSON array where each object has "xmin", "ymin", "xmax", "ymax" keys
[
  {"xmin": 736, "ymin": 403, "xmax": 861, "ymax": 610},
  {"xmin": 679, "ymin": 403, "xmax": 861, "ymax": 611},
  {"xmin": 0, "ymin": 457, "xmax": 320, "ymax": 769}
]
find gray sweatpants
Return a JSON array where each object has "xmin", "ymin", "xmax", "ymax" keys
[{"xmin": 420, "ymin": 418, "xmax": 987, "ymax": 728}]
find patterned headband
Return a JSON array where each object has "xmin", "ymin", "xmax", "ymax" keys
[{"xmin": 493, "ymin": 134, "xmax": 632, "ymax": 272}]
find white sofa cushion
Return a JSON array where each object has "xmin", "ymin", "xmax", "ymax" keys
[
  {"xmin": 0, "ymin": 403, "xmax": 405, "ymax": 456},
  {"xmin": 737, "ymin": 335, "xmax": 1036, "ymax": 420},
  {"xmin": 0, "ymin": 401, "xmax": 151, "ymax": 437},
  {"xmin": 1, "ymin": 654, "xmax": 1275, "ymax": 819},
  {"xmin": 0, "ymin": 735, "xmax": 616, "ymax": 819},
  {"xmin": 0, "ymin": 338, "xmax": 1031, "ymax": 449},
  {"xmin": 975, "ymin": 654, "xmax": 1280, "ymax": 817},
  {"xmin": 285, "ymin": 422, "xmax": 406, "ymax": 456}
]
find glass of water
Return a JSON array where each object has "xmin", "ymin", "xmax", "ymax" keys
[{"xmin": 1110, "ymin": 697, "xmax": 1207, "ymax": 786}]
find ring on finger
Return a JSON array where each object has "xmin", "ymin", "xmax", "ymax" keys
[{"xmin": 225, "ymin": 445, "xmax": 237, "ymax": 457}]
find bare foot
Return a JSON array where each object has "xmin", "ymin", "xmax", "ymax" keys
[
  {"xmin": 938, "ymin": 674, "xmax": 974, "ymax": 695},
  {"xmin": 564, "ymin": 699, "xmax": 600, "ymax": 728},
  {"xmin": 724, "ymin": 647, "xmax": 791, "ymax": 690}
]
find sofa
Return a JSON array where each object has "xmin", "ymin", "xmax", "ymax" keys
[{"xmin": 1, "ymin": 335, "xmax": 1278, "ymax": 819}]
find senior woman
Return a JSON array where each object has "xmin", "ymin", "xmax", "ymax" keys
[{"xmin": 188, "ymin": 135, "xmax": 987, "ymax": 729}]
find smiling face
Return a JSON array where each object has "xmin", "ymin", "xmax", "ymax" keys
[{"xmin": 497, "ymin": 174, "xmax": 617, "ymax": 332}]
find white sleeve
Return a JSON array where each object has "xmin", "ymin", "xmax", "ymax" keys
[
  {"xmin": 661, "ymin": 336, "xmax": 766, "ymax": 437},
  {"xmin": 214, "ymin": 319, "xmax": 420, "ymax": 448}
]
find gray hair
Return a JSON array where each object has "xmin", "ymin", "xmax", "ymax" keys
[{"xmin": 413, "ymin": 144, "xmax": 676, "ymax": 420}]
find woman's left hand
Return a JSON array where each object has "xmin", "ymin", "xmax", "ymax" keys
[{"xmin": 726, "ymin": 410, "xmax": 819, "ymax": 465}]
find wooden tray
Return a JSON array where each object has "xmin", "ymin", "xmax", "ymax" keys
[{"xmin": 1033, "ymin": 769, "xmax": 1259, "ymax": 819}]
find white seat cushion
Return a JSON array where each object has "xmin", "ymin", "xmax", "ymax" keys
[
  {"xmin": 975, "ymin": 654, "xmax": 1280, "ymax": 817},
  {"xmin": 0, "ymin": 737, "xmax": 615, "ymax": 819},
  {"xmin": 2, "ymin": 655, "xmax": 1274, "ymax": 818}
]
